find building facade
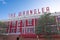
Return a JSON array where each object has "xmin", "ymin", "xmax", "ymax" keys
[
  {"xmin": 1, "ymin": 12, "xmax": 60, "ymax": 40},
  {"xmin": 3, "ymin": 12, "xmax": 59, "ymax": 35},
  {"xmin": 6, "ymin": 13, "xmax": 40, "ymax": 35}
]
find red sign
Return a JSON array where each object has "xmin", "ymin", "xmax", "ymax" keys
[{"xmin": 9, "ymin": 7, "xmax": 50, "ymax": 18}]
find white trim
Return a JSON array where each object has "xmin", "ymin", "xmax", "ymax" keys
[{"xmin": 1, "ymin": 12, "xmax": 60, "ymax": 21}]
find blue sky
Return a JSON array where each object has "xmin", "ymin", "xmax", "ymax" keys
[{"xmin": 0, "ymin": 0, "xmax": 60, "ymax": 20}]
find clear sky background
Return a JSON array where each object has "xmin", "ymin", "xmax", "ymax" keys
[{"xmin": 0, "ymin": 0, "xmax": 60, "ymax": 20}]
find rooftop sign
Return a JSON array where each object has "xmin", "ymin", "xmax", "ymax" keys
[{"xmin": 9, "ymin": 7, "xmax": 50, "ymax": 18}]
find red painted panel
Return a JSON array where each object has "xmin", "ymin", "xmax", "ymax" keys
[
  {"xmin": 19, "ymin": 34, "xmax": 37, "ymax": 38},
  {"xmin": 6, "ymin": 29, "xmax": 8, "ymax": 33},
  {"xmin": 9, "ymin": 21, "xmax": 17, "ymax": 33},
  {"xmin": 9, "ymin": 21, "xmax": 12, "ymax": 33},
  {"xmin": 15, "ymin": 21, "xmax": 17, "ymax": 33},
  {"xmin": 32, "ymin": 19, "xmax": 34, "ymax": 26},
  {"xmin": 20, "ymin": 27, "xmax": 22, "ymax": 33},
  {"xmin": 26, "ymin": 19, "xmax": 28, "ymax": 26},
  {"xmin": 35, "ymin": 18, "xmax": 37, "ymax": 26},
  {"xmin": 20, "ymin": 20, "xmax": 22, "ymax": 27},
  {"xmin": 20, "ymin": 20, "xmax": 22, "ymax": 33},
  {"xmin": 35, "ymin": 18, "xmax": 39, "ymax": 26}
]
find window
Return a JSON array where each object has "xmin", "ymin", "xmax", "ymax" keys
[
  {"xmin": 22, "ymin": 20, "xmax": 25, "ymax": 27},
  {"xmin": 26, "ymin": 28, "xmax": 30, "ymax": 33},
  {"xmin": 12, "ymin": 21, "xmax": 16, "ymax": 27},
  {"xmin": 17, "ymin": 20, "xmax": 21, "ymax": 27},
  {"xmin": 28, "ymin": 19, "xmax": 32, "ymax": 25},
  {"xmin": 26, "ymin": 19, "xmax": 34, "ymax": 26},
  {"xmin": 25, "ymin": 28, "xmax": 34, "ymax": 34},
  {"xmin": 11, "ymin": 28, "xmax": 15, "ymax": 33},
  {"xmin": 16, "ymin": 27, "xmax": 20, "ymax": 33},
  {"xmin": 22, "ymin": 28, "xmax": 25, "ymax": 34},
  {"xmin": 30, "ymin": 28, "xmax": 34, "ymax": 33}
]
